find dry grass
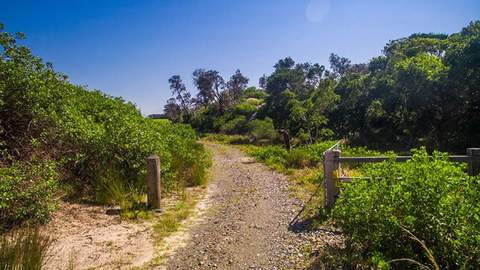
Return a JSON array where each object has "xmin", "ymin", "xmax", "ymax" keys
[{"xmin": 0, "ymin": 228, "xmax": 53, "ymax": 270}]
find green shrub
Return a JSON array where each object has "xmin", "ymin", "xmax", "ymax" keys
[
  {"xmin": 233, "ymin": 102, "xmax": 257, "ymax": 116},
  {"xmin": 243, "ymin": 87, "xmax": 267, "ymax": 99},
  {"xmin": 220, "ymin": 115, "xmax": 248, "ymax": 134},
  {"xmin": 0, "ymin": 24, "xmax": 210, "ymax": 226},
  {"xmin": 0, "ymin": 160, "xmax": 58, "ymax": 229},
  {"xmin": 247, "ymin": 145, "xmax": 288, "ymax": 171},
  {"xmin": 245, "ymin": 98, "xmax": 262, "ymax": 106},
  {"xmin": 342, "ymin": 145, "xmax": 383, "ymax": 157},
  {"xmin": 303, "ymin": 140, "xmax": 339, "ymax": 163},
  {"xmin": 247, "ymin": 118, "xmax": 277, "ymax": 142},
  {"xmin": 285, "ymin": 148, "xmax": 311, "ymax": 168},
  {"xmin": 0, "ymin": 228, "xmax": 53, "ymax": 270},
  {"xmin": 330, "ymin": 148, "xmax": 480, "ymax": 269}
]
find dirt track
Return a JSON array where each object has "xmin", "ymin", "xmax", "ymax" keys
[
  {"xmin": 44, "ymin": 143, "xmax": 339, "ymax": 269},
  {"xmin": 161, "ymin": 143, "xmax": 329, "ymax": 269}
]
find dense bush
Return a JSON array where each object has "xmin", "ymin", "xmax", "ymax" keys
[
  {"xmin": 247, "ymin": 118, "xmax": 277, "ymax": 142},
  {"xmin": 233, "ymin": 102, "xmax": 257, "ymax": 116},
  {"xmin": 247, "ymin": 145, "xmax": 289, "ymax": 171},
  {"xmin": 0, "ymin": 24, "xmax": 210, "ymax": 227},
  {"xmin": 0, "ymin": 160, "xmax": 57, "ymax": 227},
  {"xmin": 220, "ymin": 115, "xmax": 248, "ymax": 134},
  {"xmin": 331, "ymin": 148, "xmax": 480, "ymax": 269},
  {"xmin": 247, "ymin": 141, "xmax": 338, "ymax": 171}
]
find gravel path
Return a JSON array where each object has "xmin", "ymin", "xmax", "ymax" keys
[{"xmin": 162, "ymin": 143, "xmax": 337, "ymax": 270}]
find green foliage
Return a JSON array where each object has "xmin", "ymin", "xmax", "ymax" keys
[
  {"xmin": 95, "ymin": 175, "xmax": 149, "ymax": 219},
  {"xmin": 247, "ymin": 118, "xmax": 277, "ymax": 143},
  {"xmin": 247, "ymin": 145, "xmax": 289, "ymax": 171},
  {"xmin": 0, "ymin": 228, "xmax": 53, "ymax": 270},
  {"xmin": 243, "ymin": 87, "xmax": 268, "ymax": 99},
  {"xmin": 302, "ymin": 140, "xmax": 338, "ymax": 163},
  {"xmin": 331, "ymin": 148, "xmax": 480, "ymax": 268},
  {"xmin": 264, "ymin": 59, "xmax": 338, "ymax": 142},
  {"xmin": 0, "ymin": 160, "xmax": 58, "ymax": 229},
  {"xmin": 233, "ymin": 102, "xmax": 257, "ymax": 116},
  {"xmin": 220, "ymin": 115, "xmax": 248, "ymax": 134},
  {"xmin": 330, "ymin": 21, "xmax": 480, "ymax": 152},
  {"xmin": 284, "ymin": 148, "xmax": 312, "ymax": 168},
  {"xmin": 247, "ymin": 141, "xmax": 344, "ymax": 171},
  {"xmin": 0, "ymin": 24, "xmax": 210, "ymax": 226},
  {"xmin": 245, "ymin": 97, "xmax": 262, "ymax": 106}
]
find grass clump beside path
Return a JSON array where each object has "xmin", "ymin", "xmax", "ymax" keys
[{"xmin": 0, "ymin": 229, "xmax": 53, "ymax": 270}]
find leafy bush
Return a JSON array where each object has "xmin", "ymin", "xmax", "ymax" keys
[
  {"xmin": 330, "ymin": 148, "xmax": 480, "ymax": 269},
  {"xmin": 247, "ymin": 145, "xmax": 288, "ymax": 171},
  {"xmin": 303, "ymin": 140, "xmax": 339, "ymax": 163},
  {"xmin": 285, "ymin": 148, "xmax": 312, "ymax": 168},
  {"xmin": 0, "ymin": 160, "xmax": 58, "ymax": 229},
  {"xmin": 0, "ymin": 24, "xmax": 210, "ymax": 226},
  {"xmin": 245, "ymin": 98, "xmax": 262, "ymax": 106},
  {"xmin": 247, "ymin": 118, "xmax": 277, "ymax": 142},
  {"xmin": 220, "ymin": 115, "xmax": 248, "ymax": 134},
  {"xmin": 243, "ymin": 87, "xmax": 267, "ymax": 99},
  {"xmin": 233, "ymin": 102, "xmax": 257, "ymax": 116},
  {"xmin": 342, "ymin": 145, "xmax": 383, "ymax": 157}
]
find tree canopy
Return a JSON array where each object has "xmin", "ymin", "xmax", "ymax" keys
[{"xmin": 164, "ymin": 20, "xmax": 480, "ymax": 153}]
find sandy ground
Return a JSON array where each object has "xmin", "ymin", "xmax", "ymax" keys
[
  {"xmin": 43, "ymin": 203, "xmax": 155, "ymax": 270},
  {"xmin": 42, "ymin": 142, "xmax": 340, "ymax": 270}
]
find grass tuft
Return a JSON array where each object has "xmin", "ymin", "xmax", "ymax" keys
[{"xmin": 0, "ymin": 228, "xmax": 53, "ymax": 270}]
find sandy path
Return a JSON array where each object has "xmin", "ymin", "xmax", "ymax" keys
[
  {"xmin": 43, "ymin": 142, "xmax": 339, "ymax": 269},
  {"xmin": 161, "ymin": 143, "xmax": 319, "ymax": 269}
]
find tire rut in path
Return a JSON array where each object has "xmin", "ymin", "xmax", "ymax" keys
[{"xmin": 163, "ymin": 143, "xmax": 311, "ymax": 269}]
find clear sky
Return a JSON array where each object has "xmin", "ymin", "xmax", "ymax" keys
[{"xmin": 2, "ymin": 0, "xmax": 479, "ymax": 115}]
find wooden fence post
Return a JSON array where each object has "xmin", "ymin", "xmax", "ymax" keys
[
  {"xmin": 467, "ymin": 148, "xmax": 480, "ymax": 176},
  {"xmin": 146, "ymin": 155, "xmax": 161, "ymax": 210},
  {"xmin": 324, "ymin": 149, "xmax": 341, "ymax": 209}
]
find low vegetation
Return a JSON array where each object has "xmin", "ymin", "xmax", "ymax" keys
[
  {"xmin": 328, "ymin": 149, "xmax": 480, "ymax": 269},
  {"xmin": 0, "ymin": 24, "xmax": 211, "ymax": 231},
  {"xmin": 0, "ymin": 229, "xmax": 53, "ymax": 270}
]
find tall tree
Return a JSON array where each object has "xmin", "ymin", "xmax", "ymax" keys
[
  {"xmin": 168, "ymin": 75, "xmax": 192, "ymax": 117},
  {"xmin": 163, "ymin": 98, "xmax": 182, "ymax": 122},
  {"xmin": 265, "ymin": 57, "xmax": 338, "ymax": 144},
  {"xmin": 193, "ymin": 69, "xmax": 226, "ymax": 110},
  {"xmin": 259, "ymin": 74, "xmax": 267, "ymax": 89},
  {"xmin": 329, "ymin": 53, "xmax": 351, "ymax": 76},
  {"xmin": 226, "ymin": 69, "xmax": 249, "ymax": 103}
]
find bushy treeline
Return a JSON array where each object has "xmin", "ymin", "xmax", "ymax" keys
[
  {"xmin": 165, "ymin": 21, "xmax": 480, "ymax": 152},
  {"xmin": 164, "ymin": 71, "xmax": 279, "ymax": 143},
  {"xmin": 0, "ymin": 24, "xmax": 210, "ymax": 229}
]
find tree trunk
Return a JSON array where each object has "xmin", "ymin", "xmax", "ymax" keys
[{"xmin": 279, "ymin": 129, "xmax": 291, "ymax": 151}]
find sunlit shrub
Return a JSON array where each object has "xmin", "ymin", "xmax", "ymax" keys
[
  {"xmin": 0, "ymin": 25, "xmax": 210, "ymax": 226},
  {"xmin": 220, "ymin": 115, "xmax": 248, "ymax": 134},
  {"xmin": 0, "ymin": 160, "xmax": 58, "ymax": 229},
  {"xmin": 247, "ymin": 118, "xmax": 277, "ymax": 143},
  {"xmin": 331, "ymin": 148, "xmax": 480, "ymax": 268}
]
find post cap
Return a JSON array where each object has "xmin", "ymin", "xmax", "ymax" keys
[{"xmin": 147, "ymin": 155, "xmax": 160, "ymax": 160}]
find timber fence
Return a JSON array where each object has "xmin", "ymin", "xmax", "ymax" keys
[{"xmin": 323, "ymin": 144, "xmax": 480, "ymax": 209}]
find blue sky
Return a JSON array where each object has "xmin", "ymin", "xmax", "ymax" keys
[{"xmin": 2, "ymin": 0, "xmax": 479, "ymax": 115}]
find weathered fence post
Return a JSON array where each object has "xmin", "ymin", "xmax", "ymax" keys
[
  {"xmin": 324, "ymin": 149, "xmax": 341, "ymax": 209},
  {"xmin": 467, "ymin": 148, "xmax": 480, "ymax": 176},
  {"xmin": 146, "ymin": 155, "xmax": 161, "ymax": 210}
]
